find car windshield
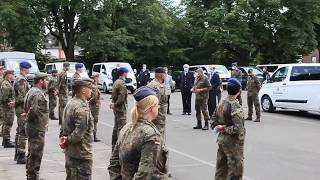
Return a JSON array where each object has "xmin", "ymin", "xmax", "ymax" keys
[
  {"xmin": 244, "ymin": 67, "xmax": 262, "ymax": 75},
  {"xmin": 6, "ymin": 60, "xmax": 39, "ymax": 73}
]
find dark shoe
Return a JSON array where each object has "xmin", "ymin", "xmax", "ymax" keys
[
  {"xmin": 167, "ymin": 112, "xmax": 172, "ymax": 115},
  {"xmin": 94, "ymin": 137, "xmax": 101, "ymax": 142},
  {"xmin": 202, "ymin": 121, "xmax": 209, "ymax": 130},
  {"xmin": 253, "ymin": 118, "xmax": 260, "ymax": 122},
  {"xmin": 14, "ymin": 149, "xmax": 18, "ymax": 161},
  {"xmin": 3, "ymin": 139, "xmax": 15, "ymax": 148},
  {"xmin": 182, "ymin": 112, "xmax": 186, "ymax": 115},
  {"xmin": 16, "ymin": 153, "xmax": 26, "ymax": 164},
  {"xmin": 245, "ymin": 117, "xmax": 252, "ymax": 121},
  {"xmin": 193, "ymin": 121, "xmax": 202, "ymax": 129},
  {"xmin": 49, "ymin": 113, "xmax": 58, "ymax": 120}
]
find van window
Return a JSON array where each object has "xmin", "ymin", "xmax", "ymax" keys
[
  {"xmin": 272, "ymin": 66, "xmax": 288, "ymax": 82},
  {"xmin": 0, "ymin": 60, "xmax": 4, "ymax": 66},
  {"xmin": 46, "ymin": 65, "xmax": 53, "ymax": 74},
  {"xmin": 290, "ymin": 66, "xmax": 320, "ymax": 81},
  {"xmin": 93, "ymin": 65, "xmax": 101, "ymax": 73},
  {"xmin": 258, "ymin": 65, "xmax": 279, "ymax": 73},
  {"xmin": 102, "ymin": 65, "xmax": 107, "ymax": 73}
]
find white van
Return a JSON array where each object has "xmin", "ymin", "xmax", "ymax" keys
[
  {"xmin": 259, "ymin": 63, "xmax": 320, "ymax": 113},
  {"xmin": 189, "ymin": 64, "xmax": 231, "ymax": 87},
  {"xmin": 45, "ymin": 62, "xmax": 89, "ymax": 79},
  {"xmin": 92, "ymin": 62, "xmax": 137, "ymax": 93},
  {"xmin": 0, "ymin": 52, "xmax": 40, "ymax": 83}
]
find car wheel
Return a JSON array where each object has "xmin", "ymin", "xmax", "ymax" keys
[
  {"xmin": 261, "ymin": 95, "xmax": 276, "ymax": 113},
  {"xmin": 103, "ymin": 83, "xmax": 109, "ymax": 94}
]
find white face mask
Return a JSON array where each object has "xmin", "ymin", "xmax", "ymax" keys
[
  {"xmin": 184, "ymin": 68, "xmax": 189, "ymax": 72},
  {"xmin": 143, "ymin": 66, "xmax": 146, "ymax": 70},
  {"xmin": 194, "ymin": 72, "xmax": 198, "ymax": 77},
  {"xmin": 232, "ymin": 66, "xmax": 236, "ymax": 70}
]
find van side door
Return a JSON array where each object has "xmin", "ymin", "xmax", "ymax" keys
[{"xmin": 269, "ymin": 66, "xmax": 290, "ymax": 108}]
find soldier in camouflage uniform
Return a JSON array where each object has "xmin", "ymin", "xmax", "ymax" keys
[
  {"xmin": 231, "ymin": 63, "xmax": 243, "ymax": 105},
  {"xmin": 1, "ymin": 70, "xmax": 15, "ymax": 148},
  {"xmin": 108, "ymin": 86, "xmax": 168, "ymax": 179},
  {"xmin": 48, "ymin": 70, "xmax": 58, "ymax": 120},
  {"xmin": 110, "ymin": 67, "xmax": 128, "ymax": 150},
  {"xmin": 0, "ymin": 66, "xmax": 4, "ymax": 136},
  {"xmin": 89, "ymin": 74, "xmax": 101, "ymax": 142},
  {"xmin": 211, "ymin": 78, "xmax": 245, "ymax": 180},
  {"xmin": 245, "ymin": 69, "xmax": 261, "ymax": 122},
  {"xmin": 23, "ymin": 73, "xmax": 49, "ymax": 180},
  {"xmin": 14, "ymin": 61, "xmax": 32, "ymax": 164},
  {"xmin": 59, "ymin": 78, "xmax": 94, "ymax": 180},
  {"xmin": 57, "ymin": 62, "xmax": 70, "ymax": 125},
  {"xmin": 192, "ymin": 68, "xmax": 212, "ymax": 130},
  {"xmin": 71, "ymin": 63, "xmax": 83, "ymax": 97},
  {"xmin": 147, "ymin": 67, "xmax": 168, "ymax": 140}
]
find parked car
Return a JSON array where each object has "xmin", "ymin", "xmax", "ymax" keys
[
  {"xmin": 0, "ymin": 51, "xmax": 40, "ymax": 83},
  {"xmin": 259, "ymin": 63, "xmax": 320, "ymax": 113},
  {"xmin": 149, "ymin": 71, "xmax": 176, "ymax": 93},
  {"xmin": 239, "ymin": 67, "xmax": 264, "ymax": 90},
  {"xmin": 256, "ymin": 64, "xmax": 282, "ymax": 76},
  {"xmin": 92, "ymin": 62, "xmax": 137, "ymax": 93},
  {"xmin": 189, "ymin": 65, "xmax": 231, "ymax": 88}
]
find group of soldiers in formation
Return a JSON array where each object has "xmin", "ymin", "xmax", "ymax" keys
[{"xmin": 0, "ymin": 60, "xmax": 261, "ymax": 180}]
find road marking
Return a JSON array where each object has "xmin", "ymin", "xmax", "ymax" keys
[{"xmin": 100, "ymin": 121, "xmax": 255, "ymax": 180}]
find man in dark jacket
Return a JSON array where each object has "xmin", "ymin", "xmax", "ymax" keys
[
  {"xmin": 111, "ymin": 64, "xmax": 120, "ymax": 83},
  {"xmin": 208, "ymin": 66, "xmax": 222, "ymax": 117},
  {"xmin": 180, "ymin": 64, "xmax": 195, "ymax": 115},
  {"xmin": 137, "ymin": 64, "xmax": 151, "ymax": 88}
]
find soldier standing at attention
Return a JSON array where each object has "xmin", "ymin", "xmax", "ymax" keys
[
  {"xmin": 22, "ymin": 73, "xmax": 49, "ymax": 180},
  {"xmin": 192, "ymin": 68, "xmax": 212, "ymax": 130},
  {"xmin": 110, "ymin": 67, "xmax": 129, "ymax": 150},
  {"xmin": 14, "ymin": 61, "xmax": 32, "ymax": 164},
  {"xmin": 231, "ymin": 62, "xmax": 243, "ymax": 105},
  {"xmin": 211, "ymin": 78, "xmax": 245, "ymax": 180},
  {"xmin": 108, "ymin": 87, "xmax": 168, "ymax": 179},
  {"xmin": 48, "ymin": 70, "xmax": 58, "ymax": 120},
  {"xmin": 246, "ymin": 69, "xmax": 261, "ymax": 122},
  {"xmin": 57, "ymin": 62, "xmax": 70, "ymax": 125},
  {"xmin": 0, "ymin": 66, "xmax": 4, "ymax": 136},
  {"xmin": 90, "ymin": 74, "xmax": 101, "ymax": 142},
  {"xmin": 1, "ymin": 70, "xmax": 16, "ymax": 148},
  {"xmin": 59, "ymin": 78, "xmax": 94, "ymax": 180},
  {"xmin": 72, "ymin": 63, "xmax": 83, "ymax": 82},
  {"xmin": 147, "ymin": 67, "xmax": 168, "ymax": 140}
]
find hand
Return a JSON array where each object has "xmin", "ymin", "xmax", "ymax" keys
[
  {"xmin": 110, "ymin": 103, "xmax": 114, "ymax": 110},
  {"xmin": 8, "ymin": 101, "xmax": 15, "ymax": 108},
  {"xmin": 216, "ymin": 125, "xmax": 226, "ymax": 133},
  {"xmin": 53, "ymin": 90, "xmax": 58, "ymax": 96},
  {"xmin": 59, "ymin": 136, "xmax": 68, "ymax": 149},
  {"xmin": 20, "ymin": 112, "xmax": 28, "ymax": 122},
  {"xmin": 194, "ymin": 89, "xmax": 201, "ymax": 93}
]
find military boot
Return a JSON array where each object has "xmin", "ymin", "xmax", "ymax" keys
[
  {"xmin": 245, "ymin": 116, "xmax": 252, "ymax": 121},
  {"xmin": 3, "ymin": 139, "xmax": 15, "ymax": 148},
  {"xmin": 49, "ymin": 112, "xmax": 58, "ymax": 120},
  {"xmin": 193, "ymin": 120, "xmax": 202, "ymax": 129},
  {"xmin": 14, "ymin": 149, "xmax": 18, "ymax": 161},
  {"xmin": 202, "ymin": 121, "xmax": 209, "ymax": 130},
  {"xmin": 253, "ymin": 117, "xmax": 261, "ymax": 122},
  {"xmin": 16, "ymin": 152, "xmax": 26, "ymax": 164},
  {"xmin": 94, "ymin": 133, "xmax": 101, "ymax": 142}
]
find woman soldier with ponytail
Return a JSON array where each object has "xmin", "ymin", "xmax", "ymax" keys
[{"xmin": 108, "ymin": 86, "xmax": 168, "ymax": 180}]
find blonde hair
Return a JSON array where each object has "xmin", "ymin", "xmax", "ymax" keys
[{"xmin": 131, "ymin": 95, "xmax": 159, "ymax": 127}]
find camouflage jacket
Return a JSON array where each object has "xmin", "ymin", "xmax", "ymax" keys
[
  {"xmin": 62, "ymin": 97, "xmax": 94, "ymax": 160},
  {"xmin": 71, "ymin": 73, "xmax": 81, "ymax": 84},
  {"xmin": 57, "ymin": 71, "xmax": 68, "ymax": 95},
  {"xmin": 109, "ymin": 118, "xmax": 168, "ymax": 180},
  {"xmin": 111, "ymin": 78, "xmax": 128, "ymax": 112},
  {"xmin": 193, "ymin": 75, "xmax": 212, "ymax": 100},
  {"xmin": 89, "ymin": 82, "xmax": 101, "ymax": 108},
  {"xmin": 231, "ymin": 69, "xmax": 243, "ymax": 82},
  {"xmin": 148, "ymin": 79, "xmax": 167, "ymax": 127},
  {"xmin": 247, "ymin": 75, "xmax": 261, "ymax": 96},
  {"xmin": 24, "ymin": 87, "xmax": 49, "ymax": 132},
  {"xmin": 0, "ymin": 80, "xmax": 15, "ymax": 108},
  {"xmin": 14, "ymin": 74, "xmax": 30, "ymax": 107},
  {"xmin": 47, "ymin": 76, "xmax": 58, "ymax": 95},
  {"xmin": 212, "ymin": 95, "xmax": 245, "ymax": 146}
]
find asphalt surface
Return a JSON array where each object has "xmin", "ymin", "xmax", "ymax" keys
[{"xmin": 0, "ymin": 91, "xmax": 320, "ymax": 180}]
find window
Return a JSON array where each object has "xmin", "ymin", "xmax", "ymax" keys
[
  {"xmin": 93, "ymin": 65, "xmax": 101, "ymax": 73},
  {"xmin": 290, "ymin": 66, "xmax": 320, "ymax": 81},
  {"xmin": 271, "ymin": 67, "xmax": 288, "ymax": 82},
  {"xmin": 46, "ymin": 65, "xmax": 53, "ymax": 74},
  {"xmin": 102, "ymin": 65, "xmax": 107, "ymax": 73}
]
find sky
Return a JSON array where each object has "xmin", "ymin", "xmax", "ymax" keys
[{"xmin": 174, "ymin": 0, "xmax": 181, "ymax": 6}]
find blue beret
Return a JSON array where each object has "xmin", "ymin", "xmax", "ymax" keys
[
  {"xmin": 227, "ymin": 78, "xmax": 241, "ymax": 89},
  {"xmin": 118, "ymin": 67, "xmax": 129, "ymax": 74},
  {"xmin": 133, "ymin": 86, "xmax": 157, "ymax": 101},
  {"xmin": 75, "ymin": 63, "xmax": 84, "ymax": 69},
  {"xmin": 20, "ymin": 61, "xmax": 32, "ymax": 69}
]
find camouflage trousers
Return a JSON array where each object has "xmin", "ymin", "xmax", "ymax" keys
[
  {"xmin": 2, "ymin": 107, "xmax": 14, "ymax": 140},
  {"xmin": 215, "ymin": 143, "xmax": 244, "ymax": 180},
  {"xmin": 26, "ymin": 130, "xmax": 45, "ymax": 179},
  {"xmin": 237, "ymin": 92, "xmax": 243, "ymax": 106},
  {"xmin": 49, "ymin": 94, "xmax": 57, "ymax": 115},
  {"xmin": 247, "ymin": 95, "xmax": 260, "ymax": 118},
  {"xmin": 58, "ymin": 94, "xmax": 68, "ymax": 125},
  {"xmin": 89, "ymin": 105, "xmax": 100, "ymax": 135},
  {"xmin": 112, "ymin": 110, "xmax": 127, "ymax": 150},
  {"xmin": 0, "ymin": 106, "xmax": 3, "ymax": 136},
  {"xmin": 195, "ymin": 98, "xmax": 210, "ymax": 122},
  {"xmin": 15, "ymin": 106, "xmax": 27, "ymax": 153},
  {"xmin": 65, "ymin": 156, "xmax": 92, "ymax": 180}
]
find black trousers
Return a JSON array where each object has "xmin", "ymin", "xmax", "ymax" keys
[
  {"xmin": 208, "ymin": 91, "xmax": 222, "ymax": 117},
  {"xmin": 181, "ymin": 91, "xmax": 192, "ymax": 114},
  {"xmin": 167, "ymin": 95, "xmax": 171, "ymax": 113}
]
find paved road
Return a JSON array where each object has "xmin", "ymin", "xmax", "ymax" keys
[{"xmin": 0, "ymin": 91, "xmax": 319, "ymax": 180}]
